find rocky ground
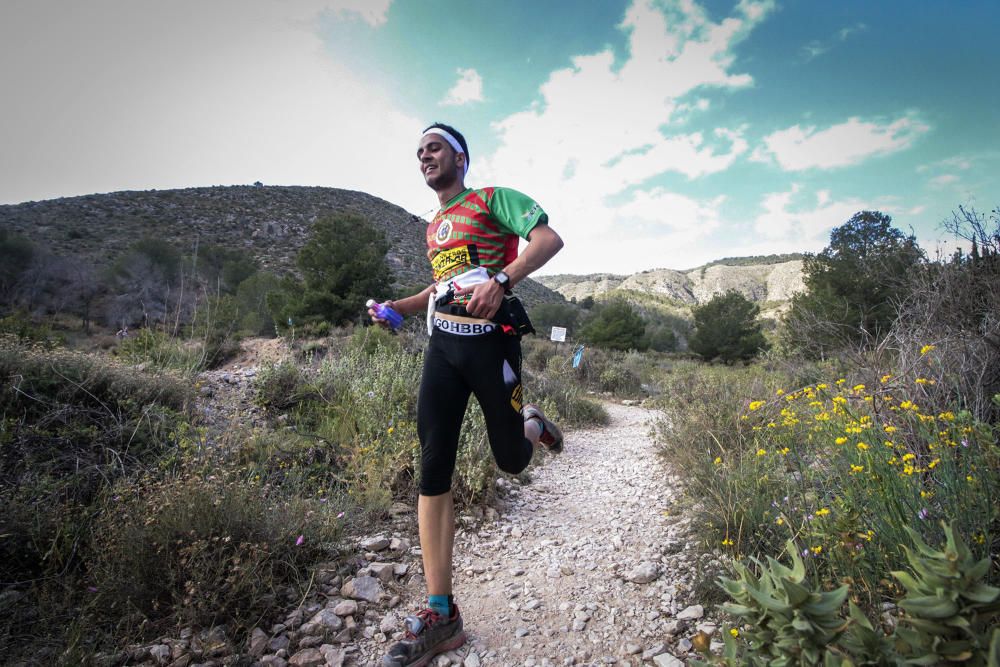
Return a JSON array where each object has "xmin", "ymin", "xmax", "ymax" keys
[{"xmin": 124, "ymin": 352, "xmax": 726, "ymax": 667}]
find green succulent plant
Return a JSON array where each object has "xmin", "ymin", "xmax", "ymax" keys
[
  {"xmin": 716, "ymin": 540, "xmax": 850, "ymax": 665},
  {"xmin": 892, "ymin": 523, "xmax": 1000, "ymax": 665}
]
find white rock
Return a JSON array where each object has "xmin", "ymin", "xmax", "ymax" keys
[
  {"xmin": 341, "ymin": 576, "xmax": 382, "ymax": 603},
  {"xmin": 626, "ymin": 562, "xmax": 660, "ymax": 584},
  {"xmin": 332, "ymin": 600, "xmax": 358, "ymax": 616},
  {"xmin": 652, "ymin": 654, "xmax": 684, "ymax": 667},
  {"xmin": 676, "ymin": 604, "xmax": 704, "ymax": 620}
]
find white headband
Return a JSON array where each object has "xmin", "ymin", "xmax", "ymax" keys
[{"xmin": 421, "ymin": 127, "xmax": 469, "ymax": 175}]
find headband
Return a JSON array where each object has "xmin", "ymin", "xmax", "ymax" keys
[{"xmin": 421, "ymin": 127, "xmax": 469, "ymax": 175}]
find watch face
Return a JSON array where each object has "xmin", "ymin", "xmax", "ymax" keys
[{"xmin": 495, "ymin": 271, "xmax": 509, "ymax": 285}]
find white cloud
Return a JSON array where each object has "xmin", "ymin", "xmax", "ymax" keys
[
  {"xmin": 441, "ymin": 68, "xmax": 484, "ymax": 106},
  {"xmin": 929, "ymin": 174, "xmax": 959, "ymax": 188},
  {"xmin": 474, "ymin": 0, "xmax": 773, "ymax": 273},
  {"xmin": 752, "ymin": 184, "xmax": 901, "ymax": 251},
  {"xmin": 801, "ymin": 22, "xmax": 868, "ymax": 62},
  {"xmin": 0, "ymin": 0, "xmax": 433, "ymax": 211},
  {"xmin": 752, "ymin": 114, "xmax": 930, "ymax": 171}
]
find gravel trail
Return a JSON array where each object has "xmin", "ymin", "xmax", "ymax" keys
[{"xmin": 361, "ymin": 402, "xmax": 717, "ymax": 667}]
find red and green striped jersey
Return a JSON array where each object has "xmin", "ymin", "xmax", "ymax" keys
[{"xmin": 426, "ymin": 187, "xmax": 547, "ymax": 294}]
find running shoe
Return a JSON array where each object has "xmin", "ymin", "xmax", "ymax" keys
[
  {"xmin": 523, "ymin": 404, "xmax": 564, "ymax": 452},
  {"xmin": 381, "ymin": 605, "xmax": 466, "ymax": 667}
]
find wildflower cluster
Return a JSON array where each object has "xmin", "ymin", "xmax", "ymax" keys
[{"xmin": 661, "ymin": 348, "xmax": 998, "ymax": 604}]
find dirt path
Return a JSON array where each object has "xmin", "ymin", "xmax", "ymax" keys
[{"xmin": 356, "ymin": 402, "xmax": 720, "ymax": 667}]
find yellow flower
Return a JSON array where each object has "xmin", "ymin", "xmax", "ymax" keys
[
  {"xmin": 387, "ymin": 426, "xmax": 394, "ymax": 434},
  {"xmin": 756, "ymin": 448, "xmax": 767, "ymax": 457},
  {"xmin": 748, "ymin": 400, "xmax": 766, "ymax": 411},
  {"xmin": 902, "ymin": 453, "xmax": 915, "ymax": 462},
  {"xmin": 835, "ymin": 437, "xmax": 848, "ymax": 445},
  {"xmin": 816, "ymin": 383, "xmax": 828, "ymax": 390},
  {"xmin": 884, "ymin": 425, "xmax": 897, "ymax": 433},
  {"xmin": 850, "ymin": 464, "xmax": 864, "ymax": 474},
  {"xmin": 927, "ymin": 458, "xmax": 940, "ymax": 469},
  {"xmin": 811, "ymin": 545, "xmax": 823, "ymax": 555},
  {"xmin": 920, "ymin": 490, "xmax": 933, "ymax": 499},
  {"xmin": 832, "ymin": 396, "xmax": 848, "ymax": 405},
  {"xmin": 776, "ymin": 517, "xmax": 784, "ymax": 525},
  {"xmin": 836, "ymin": 378, "xmax": 846, "ymax": 385},
  {"xmin": 816, "ymin": 508, "xmax": 831, "ymax": 517},
  {"xmin": 880, "ymin": 374, "xmax": 892, "ymax": 383},
  {"xmin": 903, "ymin": 465, "xmax": 915, "ymax": 475},
  {"xmin": 778, "ymin": 447, "xmax": 790, "ymax": 455},
  {"xmin": 967, "ymin": 475, "xmax": 975, "ymax": 482},
  {"xmin": 915, "ymin": 378, "xmax": 936, "ymax": 386},
  {"xmin": 714, "ymin": 456, "xmax": 722, "ymax": 465},
  {"xmin": 730, "ymin": 628, "xmax": 740, "ymax": 638},
  {"xmin": 856, "ymin": 441, "xmax": 870, "ymax": 451},
  {"xmin": 864, "ymin": 530, "xmax": 875, "ymax": 541},
  {"xmin": 938, "ymin": 411, "xmax": 955, "ymax": 421},
  {"xmin": 852, "ymin": 384, "xmax": 866, "ymax": 393},
  {"xmin": 920, "ymin": 344, "xmax": 936, "ymax": 355},
  {"xmin": 722, "ymin": 538, "xmax": 734, "ymax": 546},
  {"xmin": 776, "ymin": 389, "xmax": 785, "ymax": 396},
  {"xmin": 973, "ymin": 533, "xmax": 986, "ymax": 545}
]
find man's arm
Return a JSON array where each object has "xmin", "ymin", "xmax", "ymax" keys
[{"xmin": 464, "ymin": 224, "xmax": 564, "ymax": 319}]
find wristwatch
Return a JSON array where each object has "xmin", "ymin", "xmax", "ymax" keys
[{"xmin": 493, "ymin": 270, "xmax": 511, "ymax": 292}]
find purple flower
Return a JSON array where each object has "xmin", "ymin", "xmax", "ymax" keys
[
  {"xmin": 961, "ymin": 439, "xmax": 969, "ymax": 447},
  {"xmin": 802, "ymin": 549, "xmax": 810, "ymax": 557},
  {"xmin": 87, "ymin": 586, "xmax": 98, "ymax": 593},
  {"xmin": 336, "ymin": 511, "xmax": 345, "ymax": 519},
  {"xmin": 295, "ymin": 535, "xmax": 305, "ymax": 546},
  {"xmin": 918, "ymin": 508, "xmax": 929, "ymax": 521}
]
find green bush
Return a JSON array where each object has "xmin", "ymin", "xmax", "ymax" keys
[
  {"xmin": 690, "ymin": 290, "xmax": 769, "ymax": 363},
  {"xmin": 579, "ymin": 299, "xmax": 646, "ymax": 351}
]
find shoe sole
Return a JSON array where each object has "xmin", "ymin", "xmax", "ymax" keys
[
  {"xmin": 403, "ymin": 631, "xmax": 467, "ymax": 667},
  {"xmin": 524, "ymin": 405, "xmax": 564, "ymax": 452}
]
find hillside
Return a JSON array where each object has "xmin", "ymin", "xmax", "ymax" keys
[
  {"xmin": 0, "ymin": 185, "xmax": 564, "ymax": 306},
  {"xmin": 537, "ymin": 258, "xmax": 806, "ymax": 316}
]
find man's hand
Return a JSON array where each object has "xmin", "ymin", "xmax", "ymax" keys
[
  {"xmin": 461, "ymin": 279, "xmax": 505, "ymax": 319},
  {"xmin": 369, "ymin": 300, "xmax": 396, "ymax": 329}
]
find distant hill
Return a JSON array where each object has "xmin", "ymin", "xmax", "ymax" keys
[
  {"xmin": 0, "ymin": 185, "xmax": 565, "ymax": 307},
  {"xmin": 536, "ymin": 255, "xmax": 806, "ymax": 318}
]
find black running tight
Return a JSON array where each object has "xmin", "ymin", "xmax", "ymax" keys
[{"xmin": 417, "ymin": 329, "xmax": 533, "ymax": 496}]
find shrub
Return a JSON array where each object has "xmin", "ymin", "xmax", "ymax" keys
[
  {"xmin": 87, "ymin": 470, "xmax": 345, "ymax": 635},
  {"xmin": 655, "ymin": 357, "xmax": 1000, "ymax": 609}
]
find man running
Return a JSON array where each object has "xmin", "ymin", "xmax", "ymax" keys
[{"xmin": 373, "ymin": 123, "xmax": 564, "ymax": 666}]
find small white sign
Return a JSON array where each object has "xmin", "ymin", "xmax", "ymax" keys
[{"xmin": 550, "ymin": 326, "xmax": 567, "ymax": 342}]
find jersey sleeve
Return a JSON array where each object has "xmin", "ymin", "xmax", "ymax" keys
[{"xmin": 486, "ymin": 188, "xmax": 549, "ymax": 239}]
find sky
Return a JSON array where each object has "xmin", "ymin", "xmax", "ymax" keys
[{"xmin": 2, "ymin": 0, "xmax": 998, "ymax": 275}]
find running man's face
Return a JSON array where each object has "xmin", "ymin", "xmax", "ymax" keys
[{"xmin": 417, "ymin": 133, "xmax": 464, "ymax": 191}]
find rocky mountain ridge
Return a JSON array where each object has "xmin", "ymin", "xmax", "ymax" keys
[{"xmin": 537, "ymin": 259, "xmax": 806, "ymax": 312}]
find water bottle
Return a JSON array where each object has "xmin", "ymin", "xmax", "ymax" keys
[{"xmin": 366, "ymin": 299, "xmax": 404, "ymax": 330}]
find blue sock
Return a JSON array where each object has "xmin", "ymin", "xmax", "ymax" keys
[{"xmin": 428, "ymin": 594, "xmax": 451, "ymax": 616}]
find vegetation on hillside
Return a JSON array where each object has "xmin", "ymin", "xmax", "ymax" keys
[{"xmin": 656, "ymin": 206, "xmax": 1000, "ymax": 664}]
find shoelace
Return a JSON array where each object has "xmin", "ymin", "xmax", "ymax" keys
[{"xmin": 404, "ymin": 608, "xmax": 443, "ymax": 639}]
